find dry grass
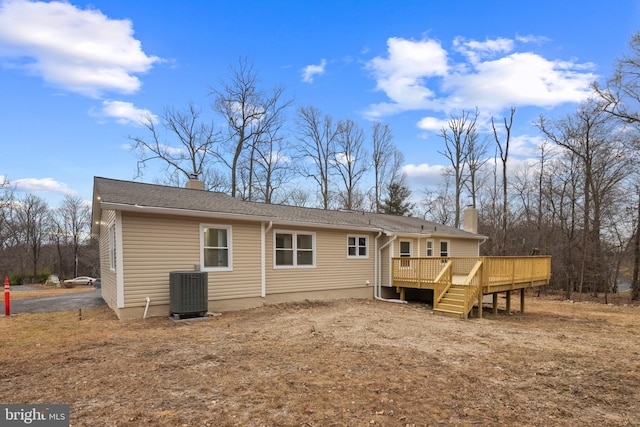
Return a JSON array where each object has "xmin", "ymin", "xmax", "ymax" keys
[{"xmin": 1, "ymin": 291, "xmax": 639, "ymax": 426}]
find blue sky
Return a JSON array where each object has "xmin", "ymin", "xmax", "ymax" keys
[{"xmin": 1, "ymin": 0, "xmax": 639, "ymax": 208}]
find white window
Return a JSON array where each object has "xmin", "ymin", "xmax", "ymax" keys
[
  {"xmin": 347, "ymin": 235, "xmax": 368, "ymax": 258},
  {"xmin": 399, "ymin": 240, "xmax": 411, "ymax": 267},
  {"xmin": 275, "ymin": 231, "xmax": 315, "ymax": 268},
  {"xmin": 426, "ymin": 240, "xmax": 434, "ymax": 257},
  {"xmin": 399, "ymin": 240, "xmax": 412, "ymax": 257},
  {"xmin": 108, "ymin": 224, "xmax": 116, "ymax": 271},
  {"xmin": 440, "ymin": 240, "xmax": 450, "ymax": 257},
  {"xmin": 201, "ymin": 225, "xmax": 232, "ymax": 271}
]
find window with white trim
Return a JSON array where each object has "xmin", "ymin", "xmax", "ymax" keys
[
  {"xmin": 399, "ymin": 240, "xmax": 411, "ymax": 267},
  {"xmin": 347, "ymin": 235, "xmax": 368, "ymax": 258},
  {"xmin": 201, "ymin": 225, "xmax": 232, "ymax": 270},
  {"xmin": 108, "ymin": 224, "xmax": 116, "ymax": 271},
  {"xmin": 426, "ymin": 239, "xmax": 434, "ymax": 257},
  {"xmin": 275, "ymin": 231, "xmax": 315, "ymax": 268},
  {"xmin": 399, "ymin": 240, "xmax": 411, "ymax": 257},
  {"xmin": 440, "ymin": 240, "xmax": 450, "ymax": 257}
]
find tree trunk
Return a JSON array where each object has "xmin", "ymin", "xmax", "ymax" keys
[{"xmin": 632, "ymin": 189, "xmax": 640, "ymax": 300}]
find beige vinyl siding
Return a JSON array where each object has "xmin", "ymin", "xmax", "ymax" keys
[
  {"xmin": 266, "ymin": 227, "xmax": 374, "ymax": 294},
  {"xmin": 378, "ymin": 236, "xmax": 391, "ymax": 287},
  {"xmin": 120, "ymin": 212, "xmax": 262, "ymax": 308},
  {"xmin": 392, "ymin": 236, "xmax": 479, "ymax": 258},
  {"xmin": 99, "ymin": 209, "xmax": 118, "ymax": 309},
  {"xmin": 448, "ymin": 237, "xmax": 480, "ymax": 257},
  {"xmin": 394, "ymin": 237, "xmax": 417, "ymax": 257}
]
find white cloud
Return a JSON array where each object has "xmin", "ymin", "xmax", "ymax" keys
[
  {"xmin": 509, "ymin": 134, "xmax": 547, "ymax": 158},
  {"xmin": 97, "ymin": 100, "xmax": 157, "ymax": 126},
  {"xmin": 13, "ymin": 177, "xmax": 75, "ymax": 195},
  {"xmin": 403, "ymin": 163, "xmax": 447, "ymax": 184},
  {"xmin": 365, "ymin": 35, "xmax": 597, "ymax": 120},
  {"xmin": 366, "ymin": 37, "xmax": 448, "ymax": 117},
  {"xmin": 444, "ymin": 52, "xmax": 597, "ymax": 111},
  {"xmin": 302, "ymin": 58, "xmax": 327, "ymax": 83},
  {"xmin": 516, "ymin": 34, "xmax": 551, "ymax": 45},
  {"xmin": 453, "ymin": 36, "xmax": 514, "ymax": 64},
  {"xmin": 0, "ymin": 0, "xmax": 160, "ymax": 97},
  {"xmin": 416, "ymin": 116, "xmax": 449, "ymax": 131}
]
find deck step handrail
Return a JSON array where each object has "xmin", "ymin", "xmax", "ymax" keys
[
  {"xmin": 462, "ymin": 260, "xmax": 483, "ymax": 318},
  {"xmin": 433, "ymin": 260, "xmax": 453, "ymax": 308}
]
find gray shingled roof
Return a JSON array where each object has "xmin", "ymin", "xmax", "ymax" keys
[{"xmin": 92, "ymin": 177, "xmax": 484, "ymax": 239}]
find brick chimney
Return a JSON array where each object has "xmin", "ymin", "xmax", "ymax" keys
[{"xmin": 463, "ymin": 207, "xmax": 478, "ymax": 234}]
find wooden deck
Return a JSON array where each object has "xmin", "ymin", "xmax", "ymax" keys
[{"xmin": 392, "ymin": 256, "xmax": 551, "ymax": 319}]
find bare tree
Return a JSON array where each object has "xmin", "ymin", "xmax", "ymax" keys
[
  {"xmin": 492, "ymin": 107, "xmax": 515, "ymax": 254},
  {"xmin": 537, "ymin": 99, "xmax": 631, "ymax": 297},
  {"xmin": 593, "ymin": 30, "xmax": 640, "ymax": 299},
  {"xmin": 212, "ymin": 59, "xmax": 262, "ymax": 198},
  {"xmin": 51, "ymin": 195, "xmax": 90, "ymax": 277},
  {"xmin": 0, "ymin": 176, "xmax": 14, "ymax": 250},
  {"xmin": 130, "ymin": 103, "xmax": 219, "ymax": 186},
  {"xmin": 439, "ymin": 108, "xmax": 478, "ymax": 228},
  {"xmin": 511, "ymin": 161, "xmax": 537, "ymax": 228},
  {"xmin": 252, "ymin": 126, "xmax": 294, "ymax": 204},
  {"xmin": 593, "ymin": 31, "xmax": 640, "ymax": 127},
  {"xmin": 0, "ymin": 177, "xmax": 15, "ymax": 279},
  {"xmin": 282, "ymin": 187, "xmax": 312, "ymax": 207},
  {"xmin": 535, "ymin": 141, "xmax": 554, "ymax": 251},
  {"xmin": 296, "ymin": 106, "xmax": 339, "ymax": 209},
  {"xmin": 372, "ymin": 122, "xmax": 404, "ymax": 212},
  {"xmin": 421, "ymin": 174, "xmax": 455, "ymax": 226},
  {"xmin": 465, "ymin": 134, "xmax": 489, "ymax": 209},
  {"xmin": 334, "ymin": 119, "xmax": 369, "ymax": 210},
  {"xmin": 11, "ymin": 194, "xmax": 49, "ymax": 281},
  {"xmin": 212, "ymin": 58, "xmax": 292, "ymax": 199},
  {"xmin": 632, "ymin": 186, "xmax": 640, "ymax": 300}
]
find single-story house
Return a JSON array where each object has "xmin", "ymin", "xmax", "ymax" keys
[{"xmin": 91, "ymin": 177, "xmax": 487, "ymax": 320}]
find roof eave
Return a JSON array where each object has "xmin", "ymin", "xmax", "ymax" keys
[{"xmin": 99, "ymin": 202, "xmax": 385, "ymax": 233}]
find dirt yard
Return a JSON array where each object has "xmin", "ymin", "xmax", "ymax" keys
[{"xmin": 1, "ymin": 290, "xmax": 639, "ymax": 426}]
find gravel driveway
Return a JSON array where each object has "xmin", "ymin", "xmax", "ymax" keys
[{"xmin": 4, "ymin": 288, "xmax": 105, "ymax": 314}]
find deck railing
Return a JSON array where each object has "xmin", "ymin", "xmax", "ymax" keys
[
  {"xmin": 481, "ymin": 256, "xmax": 551, "ymax": 290},
  {"xmin": 392, "ymin": 256, "xmax": 551, "ymax": 291},
  {"xmin": 392, "ymin": 257, "xmax": 447, "ymax": 287}
]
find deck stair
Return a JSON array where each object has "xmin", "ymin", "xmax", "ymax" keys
[
  {"xmin": 433, "ymin": 284, "xmax": 468, "ymax": 318},
  {"xmin": 433, "ymin": 259, "xmax": 483, "ymax": 319},
  {"xmin": 393, "ymin": 256, "xmax": 552, "ymax": 319}
]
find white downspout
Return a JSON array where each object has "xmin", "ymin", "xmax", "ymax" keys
[
  {"xmin": 376, "ymin": 235, "xmax": 406, "ymax": 304},
  {"xmin": 261, "ymin": 221, "xmax": 273, "ymax": 298},
  {"xmin": 143, "ymin": 297, "xmax": 151, "ymax": 319},
  {"xmin": 374, "ymin": 232, "xmax": 382, "ymax": 298}
]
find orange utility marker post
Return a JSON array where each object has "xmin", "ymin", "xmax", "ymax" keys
[{"xmin": 4, "ymin": 276, "xmax": 9, "ymax": 316}]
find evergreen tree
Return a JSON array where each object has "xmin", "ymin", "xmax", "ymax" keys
[{"xmin": 381, "ymin": 181, "xmax": 414, "ymax": 216}]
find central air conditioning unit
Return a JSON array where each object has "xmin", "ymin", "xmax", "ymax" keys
[{"xmin": 169, "ymin": 271, "xmax": 208, "ymax": 319}]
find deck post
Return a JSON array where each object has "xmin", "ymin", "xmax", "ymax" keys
[
  {"xmin": 477, "ymin": 291, "xmax": 483, "ymax": 319},
  {"xmin": 399, "ymin": 287, "xmax": 405, "ymax": 302},
  {"xmin": 492, "ymin": 293, "xmax": 498, "ymax": 314},
  {"xmin": 505, "ymin": 290, "xmax": 511, "ymax": 315},
  {"xmin": 520, "ymin": 288, "xmax": 525, "ymax": 313}
]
